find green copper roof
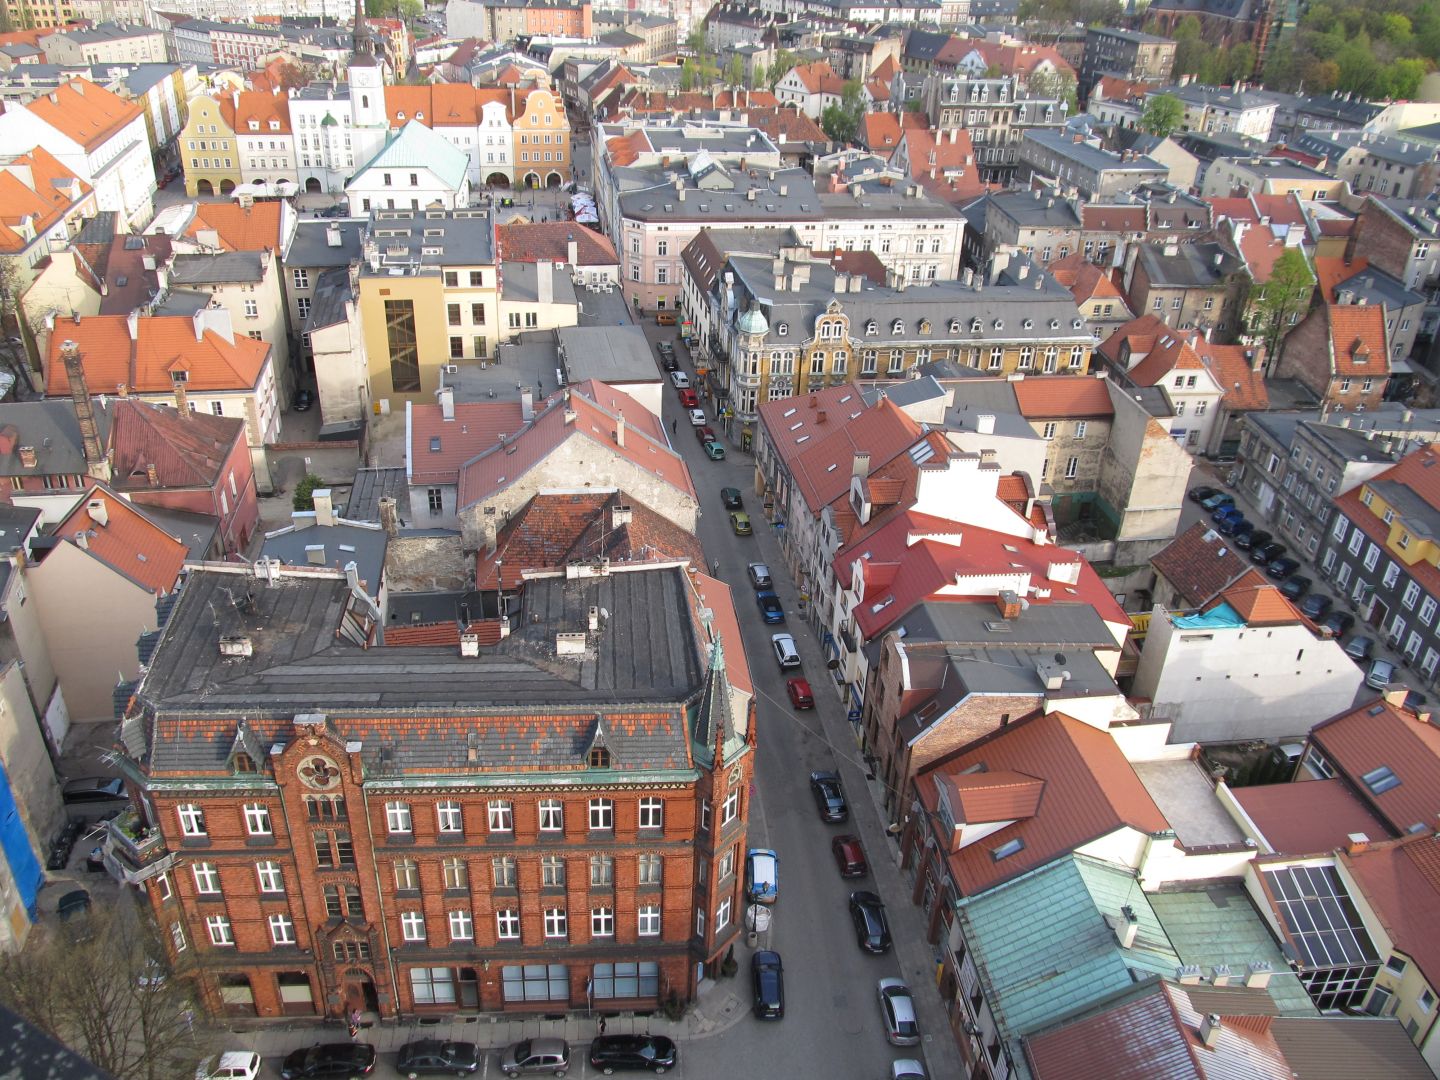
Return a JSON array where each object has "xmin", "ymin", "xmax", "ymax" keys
[
  {"xmin": 957, "ymin": 854, "xmax": 1180, "ymax": 1039},
  {"xmin": 352, "ymin": 119, "xmax": 469, "ymax": 193}
]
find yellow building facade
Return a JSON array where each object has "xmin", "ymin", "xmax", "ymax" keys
[{"xmin": 180, "ymin": 95, "xmax": 240, "ymax": 197}]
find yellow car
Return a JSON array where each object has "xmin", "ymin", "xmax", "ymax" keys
[{"xmin": 730, "ymin": 511, "xmax": 752, "ymax": 535}]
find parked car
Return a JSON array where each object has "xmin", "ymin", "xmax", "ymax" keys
[
  {"xmin": 498, "ymin": 1038, "xmax": 569, "ymax": 1077},
  {"xmin": 747, "ymin": 562, "xmax": 772, "ymax": 588},
  {"xmin": 730, "ymin": 511, "xmax": 752, "ymax": 536},
  {"xmin": 891, "ymin": 1061, "xmax": 927, "ymax": 1080},
  {"xmin": 678, "ymin": 388, "xmax": 698, "ymax": 408},
  {"xmin": 1279, "ymin": 575, "xmax": 1310, "ymax": 601},
  {"xmin": 721, "ymin": 487, "xmax": 743, "ymax": 510},
  {"xmin": 293, "ymin": 388, "xmax": 314, "ymax": 412},
  {"xmin": 655, "ymin": 311, "xmax": 676, "ymax": 325},
  {"xmin": 660, "ymin": 353, "xmax": 679, "ymax": 372},
  {"xmin": 695, "ymin": 424, "xmax": 715, "ymax": 443},
  {"xmin": 1229, "ymin": 520, "xmax": 1255, "ymax": 541},
  {"xmin": 687, "ymin": 408, "xmax": 706, "ymax": 427},
  {"xmin": 785, "ymin": 676, "xmax": 814, "ymax": 709},
  {"xmin": 1299, "ymin": 594, "xmax": 1332, "ymax": 619},
  {"xmin": 1321, "ymin": 611, "xmax": 1355, "ymax": 637},
  {"xmin": 809, "ymin": 771, "xmax": 848, "ymax": 822},
  {"xmin": 831, "ymin": 834, "xmax": 868, "ymax": 877},
  {"xmin": 877, "ymin": 979, "xmax": 921, "ymax": 1046},
  {"xmin": 197, "ymin": 1052, "xmax": 262, "ymax": 1080},
  {"xmin": 1200, "ymin": 492, "xmax": 1235, "ymax": 512},
  {"xmin": 1345, "ymin": 635, "xmax": 1375, "ymax": 662},
  {"xmin": 280, "ymin": 1043, "xmax": 377, "ymax": 1079},
  {"xmin": 1367, "ymin": 658, "xmax": 1397, "ymax": 691},
  {"xmin": 1266, "ymin": 557, "xmax": 1301, "ymax": 580},
  {"xmin": 395, "ymin": 1039, "xmax": 481, "ymax": 1077},
  {"xmin": 751, "ymin": 951, "xmax": 784, "ymax": 1019},
  {"xmin": 1235, "ymin": 529, "xmax": 1271, "ymax": 551},
  {"xmin": 61, "ymin": 776, "xmax": 125, "ymax": 806},
  {"xmin": 1217, "ymin": 513, "xmax": 1248, "ymax": 536},
  {"xmin": 57, "ymin": 888, "xmax": 90, "ymax": 919},
  {"xmin": 745, "ymin": 848, "xmax": 779, "ymax": 904},
  {"xmin": 1212, "ymin": 504, "xmax": 1244, "ymax": 526},
  {"xmin": 1251, "ymin": 541, "xmax": 1286, "ymax": 565},
  {"xmin": 772, "ymin": 633, "xmax": 800, "ymax": 669},
  {"xmin": 587, "ymin": 1034, "xmax": 677, "ymax": 1074},
  {"xmin": 756, "ymin": 591, "xmax": 785, "ymax": 624},
  {"xmin": 703, "ymin": 440, "xmax": 726, "ymax": 460},
  {"xmin": 848, "ymin": 891, "xmax": 892, "ymax": 954},
  {"xmin": 1188, "ymin": 484, "xmax": 1218, "ymax": 503}
]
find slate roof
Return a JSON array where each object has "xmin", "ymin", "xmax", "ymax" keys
[
  {"xmin": 1151, "ymin": 521, "xmax": 1251, "ymax": 607},
  {"xmin": 261, "ymin": 520, "xmax": 387, "ymax": 596},
  {"xmin": 135, "ymin": 564, "xmax": 708, "ymax": 756},
  {"xmin": 283, "ymin": 218, "xmax": 366, "ymax": 268},
  {"xmin": 1136, "ymin": 241, "xmax": 1244, "ymax": 289},
  {"xmin": 0, "ymin": 400, "xmax": 111, "ymax": 480},
  {"xmin": 168, "ymin": 251, "xmax": 265, "ymax": 285},
  {"xmin": 347, "ymin": 466, "xmax": 407, "ymax": 522}
]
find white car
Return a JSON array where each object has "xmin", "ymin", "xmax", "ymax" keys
[
  {"xmin": 669, "ymin": 370, "xmax": 690, "ymax": 388},
  {"xmin": 771, "ymin": 633, "xmax": 800, "ymax": 669},
  {"xmin": 197, "ymin": 1051, "xmax": 261, "ymax": 1080},
  {"xmin": 891, "ymin": 1061, "xmax": 927, "ymax": 1080},
  {"xmin": 688, "ymin": 408, "xmax": 707, "ymax": 426}
]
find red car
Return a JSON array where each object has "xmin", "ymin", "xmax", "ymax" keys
[
  {"xmin": 678, "ymin": 388, "xmax": 699, "ymax": 408},
  {"xmin": 786, "ymin": 676, "xmax": 814, "ymax": 709},
  {"xmin": 831, "ymin": 835, "xmax": 868, "ymax": 877},
  {"xmin": 695, "ymin": 424, "xmax": 715, "ymax": 443}
]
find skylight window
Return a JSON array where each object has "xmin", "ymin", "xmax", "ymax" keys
[
  {"xmin": 1362, "ymin": 765, "xmax": 1400, "ymax": 795},
  {"xmin": 991, "ymin": 838, "xmax": 1024, "ymax": 861}
]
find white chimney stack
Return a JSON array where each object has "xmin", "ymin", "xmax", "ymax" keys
[
  {"xmin": 312, "ymin": 488, "xmax": 335, "ymax": 527},
  {"xmin": 438, "ymin": 385, "xmax": 455, "ymax": 421}
]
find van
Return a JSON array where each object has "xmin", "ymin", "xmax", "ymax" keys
[
  {"xmin": 656, "ymin": 311, "xmax": 677, "ymax": 325},
  {"xmin": 745, "ymin": 848, "xmax": 779, "ymax": 904}
]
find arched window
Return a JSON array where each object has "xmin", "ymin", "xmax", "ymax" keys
[
  {"xmin": 891, "ymin": 319, "xmax": 904, "ymax": 334},
  {"xmin": 865, "ymin": 319, "xmax": 877, "ymax": 335},
  {"xmin": 776, "ymin": 323, "xmax": 788, "ymax": 336}
]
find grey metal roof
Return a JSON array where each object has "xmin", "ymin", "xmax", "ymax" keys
[
  {"xmin": 284, "ymin": 218, "xmax": 367, "ymax": 268},
  {"xmin": 859, "ymin": 374, "xmax": 947, "ymax": 411},
  {"xmin": 1333, "ymin": 266, "xmax": 1424, "ymax": 311},
  {"xmin": 987, "ymin": 189, "xmax": 1084, "ymax": 228},
  {"xmin": 137, "ymin": 564, "xmax": 706, "ymax": 721},
  {"xmin": 557, "ymin": 325, "xmax": 657, "ymax": 384},
  {"xmin": 936, "ymin": 379, "xmax": 1040, "ymax": 439},
  {"xmin": 169, "ymin": 251, "xmax": 265, "ymax": 285},
  {"xmin": 304, "ymin": 267, "xmax": 352, "ymax": 332},
  {"xmin": 0, "ymin": 400, "xmax": 112, "ymax": 479},
  {"xmin": 0, "ymin": 505, "xmax": 40, "ymax": 556},
  {"xmin": 363, "ymin": 210, "xmax": 494, "ymax": 268},
  {"xmin": 1294, "ymin": 129, "xmax": 1440, "ymax": 167},
  {"xmin": 1023, "ymin": 129, "xmax": 1166, "ymax": 174},
  {"xmin": 1136, "ymin": 241, "xmax": 1243, "ymax": 287},
  {"xmin": 500, "ymin": 261, "xmax": 577, "ymax": 305},
  {"xmin": 260, "ymin": 520, "xmax": 387, "ymax": 597},
  {"xmin": 346, "ymin": 466, "xmax": 407, "ymax": 523},
  {"xmin": 135, "ymin": 503, "xmax": 217, "ymax": 561},
  {"xmin": 616, "ymin": 165, "xmax": 824, "ymax": 223}
]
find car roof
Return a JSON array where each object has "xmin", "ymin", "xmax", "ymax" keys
[
  {"xmin": 528, "ymin": 1037, "xmax": 567, "ymax": 1053},
  {"xmin": 217, "ymin": 1051, "xmax": 259, "ymax": 1068},
  {"xmin": 754, "ymin": 950, "xmax": 781, "ymax": 964}
]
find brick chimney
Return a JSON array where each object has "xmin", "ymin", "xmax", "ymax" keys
[
  {"xmin": 60, "ymin": 339, "xmax": 105, "ymax": 473},
  {"xmin": 17, "ymin": 446, "xmax": 37, "ymax": 469},
  {"xmin": 996, "ymin": 590, "xmax": 1022, "ymax": 620}
]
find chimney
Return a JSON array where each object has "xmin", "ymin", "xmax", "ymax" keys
[
  {"xmin": 171, "ymin": 373, "xmax": 188, "ymax": 415},
  {"xmin": 615, "ymin": 412, "xmax": 626, "ymax": 448},
  {"xmin": 1245, "ymin": 961, "xmax": 1273, "ymax": 988},
  {"xmin": 312, "ymin": 488, "xmax": 335, "ymax": 527},
  {"xmin": 86, "ymin": 498, "xmax": 109, "ymax": 527},
  {"xmin": 996, "ymin": 590, "xmax": 1022, "ymax": 620},
  {"xmin": 378, "ymin": 496, "xmax": 399, "ymax": 537},
  {"xmin": 460, "ymin": 632, "xmax": 480, "ymax": 657},
  {"xmin": 976, "ymin": 413, "xmax": 995, "ymax": 434},
  {"xmin": 74, "ymin": 530, "xmax": 89, "ymax": 550},
  {"xmin": 17, "ymin": 446, "xmax": 37, "ymax": 469},
  {"xmin": 305, "ymin": 544, "xmax": 326, "ymax": 565},
  {"xmin": 1345, "ymin": 832, "xmax": 1371, "ymax": 855},
  {"xmin": 61, "ymin": 340, "xmax": 104, "ymax": 469},
  {"xmin": 438, "ymin": 384, "xmax": 455, "ymax": 421},
  {"xmin": 1199, "ymin": 1014, "xmax": 1222, "ymax": 1049},
  {"xmin": 291, "ymin": 510, "xmax": 315, "ymax": 530},
  {"xmin": 611, "ymin": 504, "xmax": 632, "ymax": 528},
  {"xmin": 126, "ymin": 310, "xmax": 139, "ymax": 340},
  {"xmin": 521, "ymin": 387, "xmax": 535, "ymax": 421},
  {"xmin": 145, "ymin": 462, "xmax": 158, "ymax": 486},
  {"xmin": 567, "ymin": 236, "xmax": 578, "ymax": 266},
  {"xmin": 537, "ymin": 262, "xmax": 553, "ymax": 305},
  {"xmin": 852, "ymin": 451, "xmax": 870, "ymax": 478},
  {"xmin": 564, "ymin": 408, "xmax": 577, "ymax": 425},
  {"xmin": 1383, "ymin": 687, "xmax": 1409, "ymax": 708}
]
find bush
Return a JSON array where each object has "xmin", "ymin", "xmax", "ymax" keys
[
  {"xmin": 719, "ymin": 945, "xmax": 738, "ymax": 978},
  {"xmin": 293, "ymin": 473, "xmax": 324, "ymax": 511},
  {"xmin": 662, "ymin": 989, "xmax": 685, "ymax": 1021}
]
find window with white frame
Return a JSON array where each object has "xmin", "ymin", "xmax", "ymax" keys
[
  {"xmin": 538, "ymin": 799, "xmax": 563, "ymax": 832},
  {"xmin": 638, "ymin": 853, "xmax": 662, "ymax": 886},
  {"xmin": 591, "ymin": 907, "xmax": 614, "ymax": 937},
  {"xmin": 1074, "ymin": 421, "xmax": 1087, "ymax": 439},
  {"xmin": 544, "ymin": 908, "xmax": 567, "ymax": 939},
  {"xmin": 437, "ymin": 801, "xmax": 463, "ymax": 834},
  {"xmin": 717, "ymin": 896, "xmax": 732, "ymax": 931},
  {"xmin": 638, "ymin": 798, "xmax": 663, "ymax": 830},
  {"xmin": 257, "ymin": 862, "xmax": 283, "ymax": 894},
  {"xmin": 493, "ymin": 856, "xmax": 517, "ymax": 888},
  {"xmin": 177, "ymin": 804, "xmax": 206, "ymax": 836},
  {"xmin": 206, "ymin": 915, "xmax": 233, "ymax": 946},
  {"xmin": 386, "ymin": 801, "xmax": 412, "ymax": 834},
  {"xmin": 192, "ymin": 862, "xmax": 220, "ymax": 895},
  {"xmin": 448, "ymin": 910, "xmax": 473, "ymax": 941},
  {"xmin": 171, "ymin": 921, "xmax": 186, "ymax": 952},
  {"xmin": 722, "ymin": 790, "xmax": 739, "ymax": 825},
  {"xmin": 401, "ymin": 912, "xmax": 426, "ymax": 942},
  {"xmin": 1384, "ymin": 562, "xmax": 1401, "ymax": 589},
  {"xmin": 590, "ymin": 855, "xmax": 614, "ymax": 887},
  {"xmin": 589, "ymin": 798, "xmax": 614, "ymax": 830},
  {"xmin": 487, "ymin": 800, "xmax": 513, "ymax": 833},
  {"xmin": 1420, "ymin": 597, "xmax": 1437, "ymax": 626},
  {"xmin": 1364, "ymin": 543, "xmax": 1380, "ymax": 572},
  {"xmin": 496, "ymin": 909, "xmax": 520, "ymax": 939},
  {"xmin": 717, "ymin": 847, "xmax": 734, "ymax": 879},
  {"xmin": 541, "ymin": 855, "xmax": 565, "ymax": 888},
  {"xmin": 268, "ymin": 914, "xmax": 295, "ymax": 945},
  {"xmin": 243, "ymin": 803, "xmax": 271, "ymax": 836},
  {"xmin": 1348, "ymin": 529, "xmax": 1365, "ymax": 556},
  {"xmin": 638, "ymin": 904, "xmax": 661, "ymax": 936},
  {"xmin": 1403, "ymin": 581, "xmax": 1422, "ymax": 609}
]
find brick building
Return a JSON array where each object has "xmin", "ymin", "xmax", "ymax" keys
[
  {"xmin": 115, "ymin": 560, "xmax": 753, "ymax": 1021},
  {"xmin": 1275, "ymin": 300, "xmax": 1389, "ymax": 411}
]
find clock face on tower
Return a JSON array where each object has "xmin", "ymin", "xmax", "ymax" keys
[{"xmin": 299, "ymin": 755, "xmax": 341, "ymax": 789}]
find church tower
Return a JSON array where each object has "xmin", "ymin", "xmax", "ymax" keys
[{"xmin": 348, "ymin": 0, "xmax": 387, "ymax": 133}]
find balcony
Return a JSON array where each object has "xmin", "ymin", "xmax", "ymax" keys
[{"xmin": 105, "ymin": 808, "xmax": 171, "ymax": 882}]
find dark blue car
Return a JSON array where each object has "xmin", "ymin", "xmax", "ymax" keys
[{"xmin": 756, "ymin": 591, "xmax": 785, "ymax": 624}]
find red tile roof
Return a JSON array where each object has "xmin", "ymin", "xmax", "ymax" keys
[
  {"xmin": 1214, "ymin": 575, "xmax": 1301, "ymax": 625},
  {"xmin": 408, "ymin": 399, "xmax": 526, "ymax": 486},
  {"xmin": 1327, "ymin": 303, "xmax": 1388, "ymax": 377},
  {"xmin": 918, "ymin": 711, "xmax": 1167, "ymax": 896},
  {"xmin": 861, "ymin": 112, "xmax": 902, "ymax": 155},
  {"xmin": 1126, "ymin": 332, "xmax": 1208, "ymax": 388},
  {"xmin": 692, "ymin": 570, "xmax": 752, "ymax": 697},
  {"xmin": 1091, "ymin": 74, "xmax": 1150, "ymax": 101},
  {"xmin": 185, "ymin": 200, "xmax": 283, "ymax": 253},
  {"xmin": 51, "ymin": 482, "xmax": 188, "ymax": 594},
  {"xmin": 1151, "ymin": 521, "xmax": 1251, "ymax": 607},
  {"xmin": 1311, "ymin": 693, "xmax": 1440, "ymax": 835},
  {"xmin": 1080, "ymin": 203, "xmax": 1146, "ymax": 232},
  {"xmin": 496, "ymin": 221, "xmax": 617, "ymax": 265},
  {"xmin": 109, "ymin": 398, "xmax": 244, "ymax": 490},
  {"xmin": 1098, "ymin": 312, "xmax": 1175, "ymax": 367},
  {"xmin": 1196, "ymin": 338, "xmax": 1269, "ymax": 411},
  {"xmin": 0, "ymin": 146, "xmax": 89, "ymax": 255},
  {"xmin": 224, "ymin": 88, "xmax": 292, "ymax": 135},
  {"xmin": 1313, "ymin": 255, "xmax": 1368, "ymax": 301},
  {"xmin": 1234, "ymin": 221, "xmax": 1289, "ymax": 284},
  {"xmin": 788, "ymin": 60, "xmax": 844, "ymax": 95},
  {"xmin": 1343, "ymin": 831, "xmax": 1440, "ymax": 988},
  {"xmin": 24, "ymin": 78, "xmax": 141, "ymax": 153},
  {"xmin": 45, "ymin": 313, "xmax": 270, "ymax": 395},
  {"xmin": 783, "ymin": 396, "xmax": 924, "ymax": 512},
  {"xmin": 1250, "ymin": 192, "xmax": 1307, "ymax": 227},
  {"xmin": 1232, "ymin": 778, "xmax": 1392, "ymax": 855},
  {"xmin": 1011, "ymin": 375, "xmax": 1115, "ymax": 419},
  {"xmin": 1047, "ymin": 253, "xmax": 1127, "ymax": 304}
]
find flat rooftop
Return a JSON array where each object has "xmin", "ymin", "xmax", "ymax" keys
[{"xmin": 1132, "ymin": 757, "xmax": 1246, "ymax": 848}]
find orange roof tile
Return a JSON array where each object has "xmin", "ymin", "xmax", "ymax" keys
[
  {"xmin": 1126, "ymin": 332, "xmax": 1207, "ymax": 387},
  {"xmin": 919, "ymin": 711, "xmax": 1167, "ymax": 896},
  {"xmin": 109, "ymin": 398, "xmax": 244, "ymax": 490},
  {"xmin": 227, "ymin": 88, "xmax": 291, "ymax": 135},
  {"xmin": 409, "ymin": 400, "xmax": 526, "ymax": 487},
  {"xmin": 1344, "ymin": 832, "xmax": 1440, "ymax": 988},
  {"xmin": 185, "ymin": 200, "xmax": 282, "ymax": 252},
  {"xmin": 789, "ymin": 60, "xmax": 845, "ymax": 95},
  {"xmin": 1313, "ymin": 255, "xmax": 1369, "ymax": 301},
  {"xmin": 1047, "ymin": 253, "xmax": 1127, "ymax": 303},
  {"xmin": 1151, "ymin": 521, "xmax": 1251, "ymax": 607},
  {"xmin": 496, "ymin": 221, "xmax": 617, "ymax": 265},
  {"xmin": 1011, "ymin": 375, "xmax": 1114, "ymax": 419},
  {"xmin": 383, "ymin": 83, "xmax": 487, "ymax": 127},
  {"xmin": 1232, "ymin": 777, "xmax": 1391, "ymax": 856},
  {"xmin": 45, "ymin": 314, "xmax": 271, "ymax": 395},
  {"xmin": 51, "ymin": 482, "xmax": 188, "ymax": 594},
  {"xmin": 1327, "ymin": 303, "xmax": 1387, "ymax": 376},
  {"xmin": 25, "ymin": 78, "xmax": 142, "ymax": 153},
  {"xmin": 1215, "ymin": 576, "xmax": 1301, "ymax": 625},
  {"xmin": 1311, "ymin": 690, "xmax": 1440, "ymax": 836},
  {"xmin": 1197, "ymin": 338, "xmax": 1269, "ymax": 411},
  {"xmin": 0, "ymin": 146, "xmax": 90, "ymax": 255},
  {"xmin": 1098, "ymin": 313, "xmax": 1173, "ymax": 366},
  {"xmin": 946, "ymin": 769, "xmax": 1046, "ymax": 822},
  {"xmin": 862, "ymin": 112, "xmax": 901, "ymax": 153}
]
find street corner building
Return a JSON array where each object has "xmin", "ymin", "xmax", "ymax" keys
[{"xmin": 110, "ymin": 557, "xmax": 754, "ymax": 1021}]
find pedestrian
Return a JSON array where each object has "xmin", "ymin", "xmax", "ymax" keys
[
  {"xmin": 670, "ymin": 418, "xmax": 677, "ymax": 434},
  {"xmin": 598, "ymin": 1016, "xmax": 607, "ymax": 1035}
]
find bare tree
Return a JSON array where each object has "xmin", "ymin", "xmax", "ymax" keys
[{"xmin": 0, "ymin": 899, "xmax": 216, "ymax": 1080}]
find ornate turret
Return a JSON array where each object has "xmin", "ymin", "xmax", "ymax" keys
[{"xmin": 350, "ymin": 0, "xmax": 376, "ymax": 67}]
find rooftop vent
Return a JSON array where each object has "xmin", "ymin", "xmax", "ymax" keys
[
  {"xmin": 219, "ymin": 634, "xmax": 253, "ymax": 657},
  {"xmin": 556, "ymin": 631, "xmax": 587, "ymax": 655}
]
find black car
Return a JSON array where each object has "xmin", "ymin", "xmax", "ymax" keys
[
  {"xmin": 751, "ymin": 951, "xmax": 784, "ymax": 1019},
  {"xmin": 1251, "ymin": 541, "xmax": 1286, "ymax": 565},
  {"xmin": 1279, "ymin": 575, "xmax": 1311, "ymax": 601},
  {"xmin": 721, "ymin": 487, "xmax": 744, "ymax": 510},
  {"xmin": 293, "ymin": 388, "xmax": 314, "ymax": 412},
  {"xmin": 1187, "ymin": 484, "xmax": 1218, "ymax": 504},
  {"xmin": 1234, "ymin": 529, "xmax": 1271, "ymax": 551},
  {"xmin": 1266, "ymin": 557, "xmax": 1301, "ymax": 580},
  {"xmin": 756, "ymin": 591, "xmax": 785, "ymax": 624},
  {"xmin": 280, "ymin": 1043, "xmax": 377, "ymax": 1079},
  {"xmin": 661, "ymin": 354, "xmax": 679, "ymax": 372},
  {"xmin": 848, "ymin": 891, "xmax": 892, "ymax": 954},
  {"xmin": 1321, "ymin": 611, "xmax": 1355, "ymax": 637},
  {"xmin": 61, "ymin": 776, "xmax": 125, "ymax": 805},
  {"xmin": 809, "ymin": 771, "xmax": 848, "ymax": 823},
  {"xmin": 587, "ymin": 1034, "xmax": 677, "ymax": 1074},
  {"xmin": 1299, "ymin": 594, "xmax": 1332, "ymax": 619},
  {"xmin": 396, "ymin": 1040, "xmax": 480, "ymax": 1077}
]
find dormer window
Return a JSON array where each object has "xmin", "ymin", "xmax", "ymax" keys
[
  {"xmin": 865, "ymin": 319, "xmax": 877, "ymax": 335},
  {"xmin": 776, "ymin": 322, "xmax": 788, "ymax": 336},
  {"xmin": 919, "ymin": 319, "xmax": 931, "ymax": 334},
  {"xmin": 1072, "ymin": 319, "xmax": 1083, "ymax": 330},
  {"xmin": 1049, "ymin": 319, "xmax": 1060, "ymax": 330},
  {"xmin": 891, "ymin": 319, "xmax": 904, "ymax": 334},
  {"xmin": 396, "ymin": 111, "xmax": 406, "ymax": 120},
  {"xmin": 970, "ymin": 317, "xmax": 983, "ymax": 333},
  {"xmin": 416, "ymin": 111, "xmax": 424, "ymax": 120},
  {"xmin": 247, "ymin": 120, "xmax": 259, "ymax": 130},
  {"xmin": 949, "ymin": 319, "xmax": 961, "ymax": 333},
  {"xmin": 993, "ymin": 318, "xmax": 1004, "ymax": 330},
  {"xmin": 268, "ymin": 119, "xmax": 279, "ymax": 131},
  {"xmin": 1023, "ymin": 318, "xmax": 1034, "ymax": 329},
  {"xmin": 588, "ymin": 746, "xmax": 611, "ymax": 768}
]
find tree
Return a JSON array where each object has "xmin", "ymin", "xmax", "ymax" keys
[
  {"xmin": 1248, "ymin": 247, "xmax": 1315, "ymax": 366},
  {"xmin": 1140, "ymin": 93, "xmax": 1184, "ymax": 137},
  {"xmin": 0, "ymin": 902, "xmax": 214, "ymax": 1080},
  {"xmin": 293, "ymin": 472, "xmax": 325, "ymax": 511},
  {"xmin": 821, "ymin": 80, "xmax": 865, "ymax": 145},
  {"xmin": 768, "ymin": 50, "xmax": 798, "ymax": 88},
  {"xmin": 1027, "ymin": 69, "xmax": 1078, "ymax": 114},
  {"xmin": 726, "ymin": 53, "xmax": 744, "ymax": 88}
]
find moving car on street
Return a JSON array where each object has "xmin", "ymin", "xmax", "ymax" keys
[
  {"xmin": 730, "ymin": 511, "xmax": 752, "ymax": 535},
  {"xmin": 722, "ymin": 487, "xmax": 743, "ymax": 510},
  {"xmin": 786, "ymin": 676, "xmax": 813, "ymax": 709},
  {"xmin": 756, "ymin": 591, "xmax": 784, "ymax": 623}
]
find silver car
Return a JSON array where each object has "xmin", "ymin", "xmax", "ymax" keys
[
  {"xmin": 498, "ymin": 1037, "xmax": 569, "ymax": 1077},
  {"xmin": 877, "ymin": 978, "xmax": 921, "ymax": 1046}
]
